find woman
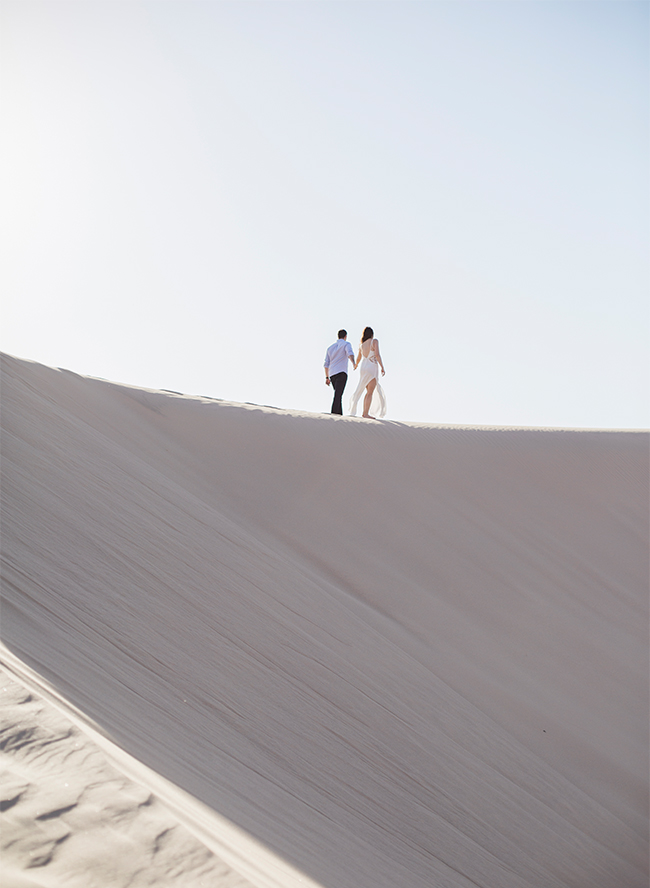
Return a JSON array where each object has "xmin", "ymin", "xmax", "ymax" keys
[{"xmin": 349, "ymin": 326, "xmax": 386, "ymax": 418}]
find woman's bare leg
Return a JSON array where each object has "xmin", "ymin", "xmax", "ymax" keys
[{"xmin": 362, "ymin": 379, "xmax": 377, "ymax": 417}]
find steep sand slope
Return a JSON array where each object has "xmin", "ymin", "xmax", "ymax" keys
[{"xmin": 1, "ymin": 353, "xmax": 648, "ymax": 887}]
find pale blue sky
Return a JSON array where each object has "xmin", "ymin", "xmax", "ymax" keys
[{"xmin": 2, "ymin": 1, "xmax": 648, "ymax": 426}]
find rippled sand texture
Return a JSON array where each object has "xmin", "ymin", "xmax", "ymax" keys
[
  {"xmin": 0, "ymin": 670, "xmax": 257, "ymax": 888},
  {"xmin": 1, "ymin": 353, "xmax": 648, "ymax": 888}
]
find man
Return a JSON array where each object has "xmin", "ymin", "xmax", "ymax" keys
[{"xmin": 324, "ymin": 329, "xmax": 356, "ymax": 415}]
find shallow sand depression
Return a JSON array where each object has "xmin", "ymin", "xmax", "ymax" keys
[{"xmin": 1, "ymin": 352, "xmax": 648, "ymax": 887}]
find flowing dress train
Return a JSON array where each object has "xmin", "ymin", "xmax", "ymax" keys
[{"xmin": 349, "ymin": 340, "xmax": 386, "ymax": 418}]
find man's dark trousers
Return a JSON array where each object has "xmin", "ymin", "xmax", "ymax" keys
[{"xmin": 330, "ymin": 372, "xmax": 348, "ymax": 415}]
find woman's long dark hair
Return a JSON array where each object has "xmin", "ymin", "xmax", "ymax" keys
[{"xmin": 361, "ymin": 326, "xmax": 374, "ymax": 343}]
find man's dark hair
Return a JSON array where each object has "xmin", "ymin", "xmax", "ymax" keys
[{"xmin": 338, "ymin": 329, "xmax": 347, "ymax": 339}]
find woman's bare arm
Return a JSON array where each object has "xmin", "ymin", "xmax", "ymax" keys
[{"xmin": 374, "ymin": 339, "xmax": 385, "ymax": 375}]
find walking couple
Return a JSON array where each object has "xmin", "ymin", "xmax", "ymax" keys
[{"xmin": 324, "ymin": 327, "xmax": 386, "ymax": 418}]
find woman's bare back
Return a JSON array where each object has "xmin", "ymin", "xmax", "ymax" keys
[{"xmin": 361, "ymin": 338, "xmax": 377, "ymax": 360}]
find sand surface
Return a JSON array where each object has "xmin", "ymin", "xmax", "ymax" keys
[{"xmin": 1, "ymin": 352, "xmax": 648, "ymax": 887}]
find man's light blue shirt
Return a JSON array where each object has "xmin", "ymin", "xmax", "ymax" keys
[{"xmin": 324, "ymin": 339, "xmax": 354, "ymax": 376}]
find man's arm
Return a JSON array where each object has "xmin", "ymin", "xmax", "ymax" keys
[{"xmin": 324, "ymin": 349, "xmax": 331, "ymax": 385}]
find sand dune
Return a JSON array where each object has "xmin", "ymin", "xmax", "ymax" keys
[
  {"xmin": 1, "ymin": 352, "xmax": 648, "ymax": 887},
  {"xmin": 0, "ymin": 663, "xmax": 255, "ymax": 888}
]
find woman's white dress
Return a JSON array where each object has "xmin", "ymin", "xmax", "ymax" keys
[{"xmin": 349, "ymin": 341, "xmax": 387, "ymax": 418}]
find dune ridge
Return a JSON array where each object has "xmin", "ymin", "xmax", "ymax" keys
[{"xmin": 1, "ymin": 353, "xmax": 648, "ymax": 887}]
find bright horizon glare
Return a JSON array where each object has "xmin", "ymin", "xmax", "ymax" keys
[{"xmin": 2, "ymin": 1, "xmax": 648, "ymax": 428}]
